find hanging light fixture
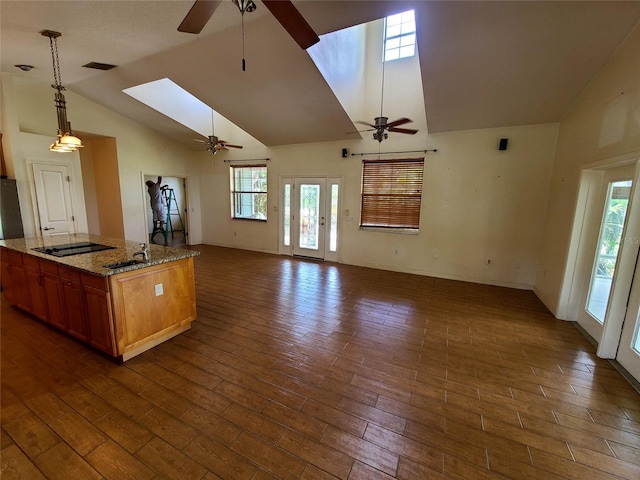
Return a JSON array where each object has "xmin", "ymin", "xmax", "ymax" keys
[{"xmin": 40, "ymin": 30, "xmax": 83, "ymax": 152}]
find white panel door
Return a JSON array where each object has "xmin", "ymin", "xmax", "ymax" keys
[{"xmin": 32, "ymin": 163, "xmax": 76, "ymax": 237}]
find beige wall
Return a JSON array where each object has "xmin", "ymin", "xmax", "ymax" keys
[
  {"xmin": 3, "ymin": 75, "xmax": 203, "ymax": 244},
  {"xmin": 2, "ymin": 67, "xmax": 560, "ymax": 289},
  {"xmin": 199, "ymin": 121, "xmax": 558, "ymax": 289},
  {"xmin": 535, "ymin": 22, "xmax": 640, "ymax": 315}
]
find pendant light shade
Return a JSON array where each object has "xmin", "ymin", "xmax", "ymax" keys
[{"xmin": 41, "ymin": 30, "xmax": 83, "ymax": 152}]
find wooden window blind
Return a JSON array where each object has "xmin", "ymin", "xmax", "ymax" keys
[{"xmin": 360, "ymin": 158, "xmax": 424, "ymax": 229}]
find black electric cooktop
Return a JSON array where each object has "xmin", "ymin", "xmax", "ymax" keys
[{"xmin": 32, "ymin": 241, "xmax": 116, "ymax": 257}]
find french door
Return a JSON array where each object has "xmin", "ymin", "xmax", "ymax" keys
[
  {"xmin": 281, "ymin": 177, "xmax": 340, "ymax": 261},
  {"xmin": 616, "ymin": 250, "xmax": 640, "ymax": 381}
]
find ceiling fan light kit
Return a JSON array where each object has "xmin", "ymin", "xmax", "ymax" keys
[
  {"xmin": 193, "ymin": 111, "xmax": 244, "ymax": 155},
  {"xmin": 41, "ymin": 29, "xmax": 83, "ymax": 153}
]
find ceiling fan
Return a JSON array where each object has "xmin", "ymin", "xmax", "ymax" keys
[
  {"xmin": 194, "ymin": 110, "xmax": 243, "ymax": 155},
  {"xmin": 355, "ymin": 20, "xmax": 418, "ymax": 143},
  {"xmin": 194, "ymin": 135, "xmax": 243, "ymax": 155},
  {"xmin": 355, "ymin": 117, "xmax": 418, "ymax": 143},
  {"xmin": 177, "ymin": 0, "xmax": 320, "ymax": 50}
]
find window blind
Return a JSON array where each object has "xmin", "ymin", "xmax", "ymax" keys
[{"xmin": 361, "ymin": 158, "xmax": 424, "ymax": 229}]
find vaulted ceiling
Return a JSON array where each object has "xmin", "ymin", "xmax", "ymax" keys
[{"xmin": 2, "ymin": 1, "xmax": 639, "ymax": 148}]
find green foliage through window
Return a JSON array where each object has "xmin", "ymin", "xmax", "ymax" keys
[{"xmin": 231, "ymin": 165, "xmax": 267, "ymax": 220}]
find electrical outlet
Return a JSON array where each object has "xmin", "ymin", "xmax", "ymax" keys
[{"xmin": 155, "ymin": 283, "xmax": 164, "ymax": 296}]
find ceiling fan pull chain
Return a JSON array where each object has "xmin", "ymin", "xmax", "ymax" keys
[{"xmin": 241, "ymin": 8, "xmax": 246, "ymax": 71}]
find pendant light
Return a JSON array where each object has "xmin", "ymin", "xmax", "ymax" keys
[{"xmin": 41, "ymin": 30, "xmax": 83, "ymax": 152}]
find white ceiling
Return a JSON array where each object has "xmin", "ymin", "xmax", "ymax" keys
[{"xmin": 2, "ymin": 1, "xmax": 639, "ymax": 148}]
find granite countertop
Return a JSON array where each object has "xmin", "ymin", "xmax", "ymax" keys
[{"xmin": 0, "ymin": 234, "xmax": 199, "ymax": 276}]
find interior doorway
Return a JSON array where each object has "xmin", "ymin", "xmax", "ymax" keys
[
  {"xmin": 565, "ymin": 160, "xmax": 640, "ymax": 383},
  {"xmin": 143, "ymin": 174, "xmax": 188, "ymax": 246}
]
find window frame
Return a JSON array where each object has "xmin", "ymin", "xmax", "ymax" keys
[
  {"xmin": 230, "ymin": 164, "xmax": 268, "ymax": 221},
  {"xmin": 384, "ymin": 9, "xmax": 416, "ymax": 62},
  {"xmin": 360, "ymin": 158, "xmax": 424, "ymax": 231}
]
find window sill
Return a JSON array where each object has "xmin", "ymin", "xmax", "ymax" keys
[
  {"xmin": 359, "ymin": 226, "xmax": 419, "ymax": 235},
  {"xmin": 232, "ymin": 218, "xmax": 267, "ymax": 222}
]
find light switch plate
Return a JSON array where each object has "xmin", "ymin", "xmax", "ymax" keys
[{"xmin": 155, "ymin": 283, "xmax": 164, "ymax": 296}]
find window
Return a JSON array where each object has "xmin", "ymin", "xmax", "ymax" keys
[
  {"xmin": 360, "ymin": 158, "xmax": 424, "ymax": 229},
  {"xmin": 384, "ymin": 10, "xmax": 416, "ymax": 61},
  {"xmin": 231, "ymin": 165, "xmax": 267, "ymax": 220}
]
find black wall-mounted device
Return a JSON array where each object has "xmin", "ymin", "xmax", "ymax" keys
[{"xmin": 499, "ymin": 138, "xmax": 508, "ymax": 151}]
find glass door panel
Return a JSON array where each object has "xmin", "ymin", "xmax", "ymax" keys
[
  {"xmin": 299, "ymin": 184, "xmax": 321, "ymax": 250},
  {"xmin": 293, "ymin": 178, "xmax": 326, "ymax": 259},
  {"xmin": 586, "ymin": 180, "xmax": 632, "ymax": 322},
  {"xmin": 616, "ymin": 250, "xmax": 640, "ymax": 382}
]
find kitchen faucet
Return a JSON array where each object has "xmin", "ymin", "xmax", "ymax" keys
[{"xmin": 133, "ymin": 243, "xmax": 149, "ymax": 262}]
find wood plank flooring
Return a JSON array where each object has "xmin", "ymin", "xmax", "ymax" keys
[{"xmin": 2, "ymin": 244, "xmax": 640, "ymax": 479}]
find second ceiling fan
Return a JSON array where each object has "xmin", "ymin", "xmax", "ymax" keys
[{"xmin": 178, "ymin": 0, "xmax": 319, "ymax": 49}]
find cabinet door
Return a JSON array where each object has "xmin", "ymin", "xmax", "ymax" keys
[
  {"xmin": 42, "ymin": 272, "xmax": 67, "ymax": 330},
  {"xmin": 3, "ymin": 251, "xmax": 30, "ymax": 311},
  {"xmin": 0, "ymin": 254, "xmax": 14, "ymax": 304},
  {"xmin": 61, "ymin": 279, "xmax": 88, "ymax": 342},
  {"xmin": 84, "ymin": 285, "xmax": 116, "ymax": 356},
  {"xmin": 24, "ymin": 266, "xmax": 47, "ymax": 321}
]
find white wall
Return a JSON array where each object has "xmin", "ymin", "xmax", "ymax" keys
[
  {"xmin": 199, "ymin": 122, "xmax": 558, "ymax": 289},
  {"xmin": 2, "ymin": 44, "xmax": 560, "ymax": 290},
  {"xmin": 2, "ymin": 75, "xmax": 204, "ymax": 245},
  {"xmin": 536, "ymin": 22, "xmax": 640, "ymax": 315}
]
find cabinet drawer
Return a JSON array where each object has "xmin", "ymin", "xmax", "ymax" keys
[
  {"xmin": 6, "ymin": 250, "xmax": 23, "ymax": 266},
  {"xmin": 23, "ymin": 255, "xmax": 40, "ymax": 269},
  {"xmin": 81, "ymin": 272, "xmax": 109, "ymax": 292},
  {"xmin": 39, "ymin": 258, "xmax": 59, "ymax": 275},
  {"xmin": 58, "ymin": 265, "xmax": 81, "ymax": 283}
]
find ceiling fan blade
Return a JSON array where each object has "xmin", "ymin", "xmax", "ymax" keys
[
  {"xmin": 355, "ymin": 120, "xmax": 376, "ymax": 128},
  {"xmin": 223, "ymin": 144, "xmax": 243, "ymax": 149},
  {"xmin": 388, "ymin": 127, "xmax": 418, "ymax": 135},
  {"xmin": 178, "ymin": 0, "xmax": 221, "ymax": 34},
  {"xmin": 386, "ymin": 117, "xmax": 413, "ymax": 128},
  {"xmin": 192, "ymin": 139, "xmax": 210, "ymax": 143},
  {"xmin": 262, "ymin": 0, "xmax": 320, "ymax": 49}
]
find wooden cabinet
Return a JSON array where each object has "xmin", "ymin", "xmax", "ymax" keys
[
  {"xmin": 24, "ymin": 256, "xmax": 47, "ymax": 322},
  {"xmin": 1, "ymin": 248, "xmax": 30, "ymax": 311},
  {"xmin": 109, "ymin": 257, "xmax": 196, "ymax": 360},
  {"xmin": 59, "ymin": 265, "xmax": 89, "ymax": 342},
  {"xmin": 82, "ymin": 273, "xmax": 116, "ymax": 356},
  {"xmin": 2, "ymin": 247, "xmax": 196, "ymax": 361},
  {"xmin": 40, "ymin": 260, "xmax": 67, "ymax": 331}
]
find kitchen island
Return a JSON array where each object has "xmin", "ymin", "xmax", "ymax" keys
[{"xmin": 0, "ymin": 234, "xmax": 199, "ymax": 361}]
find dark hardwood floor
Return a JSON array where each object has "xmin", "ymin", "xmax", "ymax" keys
[{"xmin": 2, "ymin": 245, "xmax": 639, "ymax": 479}]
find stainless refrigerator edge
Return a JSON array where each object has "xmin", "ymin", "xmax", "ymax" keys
[{"xmin": 0, "ymin": 178, "xmax": 25, "ymax": 239}]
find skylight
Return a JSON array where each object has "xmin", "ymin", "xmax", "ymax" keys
[{"xmin": 384, "ymin": 10, "xmax": 416, "ymax": 61}]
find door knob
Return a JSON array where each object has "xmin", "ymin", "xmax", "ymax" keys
[{"xmin": 42, "ymin": 227, "xmax": 55, "ymax": 231}]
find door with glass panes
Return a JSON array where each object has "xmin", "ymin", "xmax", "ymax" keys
[
  {"xmin": 577, "ymin": 166, "xmax": 634, "ymax": 343},
  {"xmin": 616, "ymin": 250, "xmax": 640, "ymax": 381},
  {"xmin": 281, "ymin": 177, "xmax": 340, "ymax": 261}
]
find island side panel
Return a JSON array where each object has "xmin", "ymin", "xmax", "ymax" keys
[{"xmin": 109, "ymin": 257, "xmax": 196, "ymax": 360}]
